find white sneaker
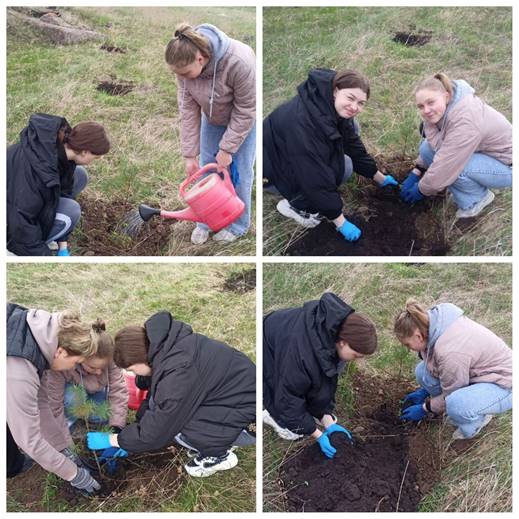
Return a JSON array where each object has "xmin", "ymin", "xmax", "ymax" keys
[
  {"xmin": 213, "ymin": 229, "xmax": 238, "ymax": 243},
  {"xmin": 452, "ymin": 415, "xmax": 493, "ymax": 440},
  {"xmin": 276, "ymin": 199, "xmax": 321, "ymax": 228},
  {"xmin": 184, "ymin": 450, "xmax": 238, "ymax": 477},
  {"xmin": 455, "ymin": 191, "xmax": 495, "ymax": 219},
  {"xmin": 263, "ymin": 409, "xmax": 303, "ymax": 441},
  {"xmin": 191, "ymin": 227, "xmax": 209, "ymax": 245}
]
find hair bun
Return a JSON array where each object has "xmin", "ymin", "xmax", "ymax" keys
[{"xmin": 92, "ymin": 318, "xmax": 106, "ymax": 333}]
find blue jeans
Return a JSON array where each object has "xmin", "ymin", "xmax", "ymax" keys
[
  {"xmin": 64, "ymin": 383, "xmax": 108, "ymax": 429},
  {"xmin": 415, "ymin": 361, "xmax": 512, "ymax": 438},
  {"xmin": 418, "ymin": 140, "xmax": 512, "ymax": 210},
  {"xmin": 198, "ymin": 115, "xmax": 256, "ymax": 236}
]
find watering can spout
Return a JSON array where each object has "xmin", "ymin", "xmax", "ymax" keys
[{"xmin": 139, "ymin": 204, "xmax": 161, "ymax": 222}]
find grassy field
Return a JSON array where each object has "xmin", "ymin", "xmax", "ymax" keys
[
  {"xmin": 263, "ymin": 7, "xmax": 512, "ymax": 256},
  {"xmin": 6, "ymin": 263, "xmax": 256, "ymax": 512},
  {"xmin": 263, "ymin": 263, "xmax": 512, "ymax": 512},
  {"xmin": 7, "ymin": 6, "xmax": 256, "ymax": 256}
]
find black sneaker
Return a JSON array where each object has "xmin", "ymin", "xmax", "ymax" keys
[{"xmin": 184, "ymin": 450, "xmax": 238, "ymax": 478}]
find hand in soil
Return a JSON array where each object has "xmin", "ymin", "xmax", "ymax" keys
[
  {"xmin": 400, "ymin": 403, "xmax": 427, "ymax": 422},
  {"xmin": 401, "ymin": 182, "xmax": 425, "ymax": 204},
  {"xmin": 402, "ymin": 387, "xmax": 429, "ymax": 406},
  {"xmin": 401, "ymin": 170, "xmax": 421, "ymax": 191},
  {"xmin": 69, "ymin": 466, "xmax": 101, "ymax": 495},
  {"xmin": 381, "ymin": 174, "xmax": 399, "ymax": 188},
  {"xmin": 316, "ymin": 433, "xmax": 337, "ymax": 458},
  {"xmin": 324, "ymin": 423, "xmax": 354, "ymax": 444},
  {"xmin": 337, "ymin": 219, "xmax": 362, "ymax": 241}
]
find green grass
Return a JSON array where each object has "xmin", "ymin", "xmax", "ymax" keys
[
  {"xmin": 263, "ymin": 7, "xmax": 512, "ymax": 256},
  {"xmin": 7, "ymin": 6, "xmax": 256, "ymax": 256},
  {"xmin": 6, "ymin": 263, "xmax": 256, "ymax": 512},
  {"xmin": 262, "ymin": 263, "xmax": 512, "ymax": 512}
]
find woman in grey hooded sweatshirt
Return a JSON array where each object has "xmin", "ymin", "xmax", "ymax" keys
[
  {"xmin": 165, "ymin": 22, "xmax": 256, "ymax": 245},
  {"xmin": 394, "ymin": 298, "xmax": 512, "ymax": 439}
]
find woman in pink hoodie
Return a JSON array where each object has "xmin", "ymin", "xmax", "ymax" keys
[{"xmin": 394, "ymin": 299, "xmax": 512, "ymax": 439}]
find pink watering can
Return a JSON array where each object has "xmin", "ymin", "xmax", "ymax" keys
[
  {"xmin": 138, "ymin": 163, "xmax": 244, "ymax": 232},
  {"xmin": 124, "ymin": 371, "xmax": 148, "ymax": 410}
]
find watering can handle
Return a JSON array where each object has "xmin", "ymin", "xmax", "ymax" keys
[{"xmin": 179, "ymin": 163, "xmax": 237, "ymax": 197}]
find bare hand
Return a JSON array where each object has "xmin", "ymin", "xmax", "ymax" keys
[
  {"xmin": 184, "ymin": 157, "xmax": 199, "ymax": 177},
  {"xmin": 215, "ymin": 149, "xmax": 232, "ymax": 171}
]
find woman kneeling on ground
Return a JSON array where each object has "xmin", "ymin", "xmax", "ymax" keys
[
  {"xmin": 263, "ymin": 69, "xmax": 398, "ymax": 242},
  {"xmin": 7, "ymin": 113, "xmax": 110, "ymax": 256},
  {"xmin": 6, "ymin": 303, "xmax": 112, "ymax": 495},
  {"xmin": 165, "ymin": 23, "xmax": 256, "ymax": 245},
  {"xmin": 395, "ymin": 299, "xmax": 512, "ymax": 439},
  {"xmin": 86, "ymin": 311, "xmax": 256, "ymax": 477},
  {"xmin": 263, "ymin": 293, "xmax": 378, "ymax": 458},
  {"xmin": 400, "ymin": 73, "xmax": 512, "ymax": 218}
]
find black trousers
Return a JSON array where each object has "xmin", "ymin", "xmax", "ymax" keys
[{"xmin": 7, "ymin": 424, "xmax": 24, "ymax": 478}]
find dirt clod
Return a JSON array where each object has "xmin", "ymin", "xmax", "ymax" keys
[
  {"xmin": 96, "ymin": 79, "xmax": 134, "ymax": 96},
  {"xmin": 223, "ymin": 269, "xmax": 256, "ymax": 293},
  {"xmin": 100, "ymin": 43, "xmax": 127, "ymax": 53},
  {"xmin": 393, "ymin": 30, "xmax": 432, "ymax": 46}
]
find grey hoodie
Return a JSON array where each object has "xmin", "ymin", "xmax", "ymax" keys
[{"xmin": 417, "ymin": 80, "xmax": 512, "ymax": 196}]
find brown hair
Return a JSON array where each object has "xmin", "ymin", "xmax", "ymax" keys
[
  {"xmin": 394, "ymin": 298, "xmax": 430, "ymax": 341},
  {"xmin": 59, "ymin": 122, "xmax": 110, "ymax": 156},
  {"xmin": 165, "ymin": 22, "xmax": 212, "ymax": 68},
  {"xmin": 113, "ymin": 325, "xmax": 149, "ymax": 368},
  {"xmin": 333, "ymin": 69, "xmax": 371, "ymax": 99},
  {"xmin": 414, "ymin": 72, "xmax": 454, "ymax": 97},
  {"xmin": 337, "ymin": 312, "xmax": 377, "ymax": 355},
  {"xmin": 58, "ymin": 312, "xmax": 112, "ymax": 358}
]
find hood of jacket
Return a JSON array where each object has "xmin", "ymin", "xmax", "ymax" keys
[
  {"xmin": 26, "ymin": 308, "xmax": 61, "ymax": 366},
  {"xmin": 437, "ymin": 79, "xmax": 475, "ymax": 128},
  {"xmin": 426, "ymin": 303, "xmax": 464, "ymax": 352},
  {"xmin": 302, "ymin": 292, "xmax": 354, "ymax": 377}
]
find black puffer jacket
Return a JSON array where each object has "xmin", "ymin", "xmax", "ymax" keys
[
  {"xmin": 263, "ymin": 68, "xmax": 378, "ymax": 219},
  {"xmin": 118, "ymin": 312, "xmax": 256, "ymax": 454},
  {"xmin": 263, "ymin": 293, "xmax": 354, "ymax": 435},
  {"xmin": 7, "ymin": 113, "xmax": 75, "ymax": 256}
]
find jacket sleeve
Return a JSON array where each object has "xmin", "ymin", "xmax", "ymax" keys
[
  {"xmin": 218, "ymin": 56, "xmax": 256, "ymax": 154},
  {"xmin": 418, "ymin": 113, "xmax": 482, "ymax": 196},
  {"xmin": 342, "ymin": 123, "xmax": 378, "ymax": 179},
  {"xmin": 107, "ymin": 363, "xmax": 129, "ymax": 429},
  {"xmin": 177, "ymin": 78, "xmax": 202, "ymax": 158}
]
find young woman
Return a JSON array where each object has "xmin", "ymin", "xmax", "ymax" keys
[
  {"xmin": 400, "ymin": 73, "xmax": 512, "ymax": 218},
  {"xmin": 6, "ymin": 303, "xmax": 112, "ymax": 495},
  {"xmin": 263, "ymin": 69, "xmax": 397, "ymax": 242},
  {"xmin": 395, "ymin": 299, "xmax": 512, "ymax": 439},
  {"xmin": 7, "ymin": 113, "xmax": 110, "ymax": 256},
  {"xmin": 86, "ymin": 311, "xmax": 256, "ymax": 477},
  {"xmin": 263, "ymin": 293, "xmax": 378, "ymax": 458},
  {"xmin": 165, "ymin": 23, "xmax": 256, "ymax": 245}
]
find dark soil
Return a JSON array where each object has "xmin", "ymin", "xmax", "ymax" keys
[
  {"xmin": 223, "ymin": 268, "xmax": 256, "ymax": 293},
  {"xmin": 73, "ymin": 195, "xmax": 174, "ymax": 256},
  {"xmin": 100, "ymin": 43, "xmax": 127, "ymax": 53},
  {"xmin": 393, "ymin": 30, "xmax": 432, "ymax": 46},
  {"xmin": 96, "ymin": 79, "xmax": 135, "ymax": 96},
  {"xmin": 286, "ymin": 185, "xmax": 449, "ymax": 256}
]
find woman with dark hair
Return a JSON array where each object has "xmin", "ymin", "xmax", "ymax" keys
[
  {"xmin": 264, "ymin": 69, "xmax": 397, "ymax": 242},
  {"xmin": 7, "ymin": 113, "xmax": 110, "ymax": 256},
  {"xmin": 263, "ymin": 293, "xmax": 378, "ymax": 458}
]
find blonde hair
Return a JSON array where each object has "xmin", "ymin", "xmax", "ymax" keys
[
  {"xmin": 394, "ymin": 298, "xmax": 429, "ymax": 341},
  {"xmin": 58, "ymin": 311, "xmax": 113, "ymax": 358},
  {"xmin": 414, "ymin": 72, "xmax": 454, "ymax": 97},
  {"xmin": 165, "ymin": 22, "xmax": 211, "ymax": 68}
]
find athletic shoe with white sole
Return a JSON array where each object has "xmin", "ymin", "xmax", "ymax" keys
[
  {"xmin": 452, "ymin": 414, "xmax": 493, "ymax": 440},
  {"xmin": 191, "ymin": 227, "xmax": 209, "ymax": 245},
  {"xmin": 263, "ymin": 409, "xmax": 303, "ymax": 441},
  {"xmin": 213, "ymin": 228, "xmax": 238, "ymax": 242},
  {"xmin": 276, "ymin": 199, "xmax": 321, "ymax": 228},
  {"xmin": 455, "ymin": 191, "xmax": 495, "ymax": 219},
  {"xmin": 184, "ymin": 450, "xmax": 238, "ymax": 477}
]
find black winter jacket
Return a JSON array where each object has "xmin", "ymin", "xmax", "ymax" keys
[
  {"xmin": 118, "ymin": 312, "xmax": 256, "ymax": 453},
  {"xmin": 7, "ymin": 113, "xmax": 76, "ymax": 256},
  {"xmin": 263, "ymin": 68, "xmax": 378, "ymax": 219},
  {"xmin": 263, "ymin": 293, "xmax": 354, "ymax": 435}
]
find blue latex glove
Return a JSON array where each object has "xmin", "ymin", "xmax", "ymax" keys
[
  {"xmin": 401, "ymin": 171, "xmax": 421, "ymax": 191},
  {"xmin": 337, "ymin": 219, "xmax": 361, "ymax": 242},
  {"xmin": 381, "ymin": 174, "xmax": 399, "ymax": 187},
  {"xmin": 87, "ymin": 432, "xmax": 112, "ymax": 450},
  {"xmin": 316, "ymin": 434, "xmax": 337, "ymax": 459},
  {"xmin": 57, "ymin": 248, "xmax": 70, "ymax": 257},
  {"xmin": 402, "ymin": 388, "xmax": 430, "ymax": 405},
  {"xmin": 401, "ymin": 182, "xmax": 425, "ymax": 204},
  {"xmin": 324, "ymin": 423, "xmax": 354, "ymax": 443},
  {"xmin": 98, "ymin": 447, "xmax": 128, "ymax": 461},
  {"xmin": 400, "ymin": 403, "xmax": 427, "ymax": 422}
]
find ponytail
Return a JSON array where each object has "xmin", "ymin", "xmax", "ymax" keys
[
  {"xmin": 414, "ymin": 72, "xmax": 454, "ymax": 97},
  {"xmin": 394, "ymin": 298, "xmax": 429, "ymax": 341},
  {"xmin": 165, "ymin": 22, "xmax": 211, "ymax": 68}
]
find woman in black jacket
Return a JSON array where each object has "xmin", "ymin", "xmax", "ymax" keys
[
  {"xmin": 264, "ymin": 69, "xmax": 397, "ymax": 242},
  {"xmin": 7, "ymin": 113, "xmax": 110, "ymax": 256},
  {"xmin": 263, "ymin": 293, "xmax": 377, "ymax": 459},
  {"xmin": 86, "ymin": 311, "xmax": 256, "ymax": 478}
]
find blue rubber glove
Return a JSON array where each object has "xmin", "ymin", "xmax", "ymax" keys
[
  {"xmin": 324, "ymin": 423, "xmax": 354, "ymax": 443},
  {"xmin": 401, "ymin": 182, "xmax": 425, "ymax": 204},
  {"xmin": 57, "ymin": 248, "xmax": 70, "ymax": 257},
  {"xmin": 98, "ymin": 447, "xmax": 128, "ymax": 461},
  {"xmin": 400, "ymin": 403, "xmax": 427, "ymax": 422},
  {"xmin": 337, "ymin": 219, "xmax": 361, "ymax": 242},
  {"xmin": 87, "ymin": 432, "xmax": 112, "ymax": 450},
  {"xmin": 381, "ymin": 174, "xmax": 399, "ymax": 187},
  {"xmin": 401, "ymin": 171, "xmax": 421, "ymax": 191},
  {"xmin": 402, "ymin": 388, "xmax": 430, "ymax": 405},
  {"xmin": 316, "ymin": 434, "xmax": 337, "ymax": 459}
]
